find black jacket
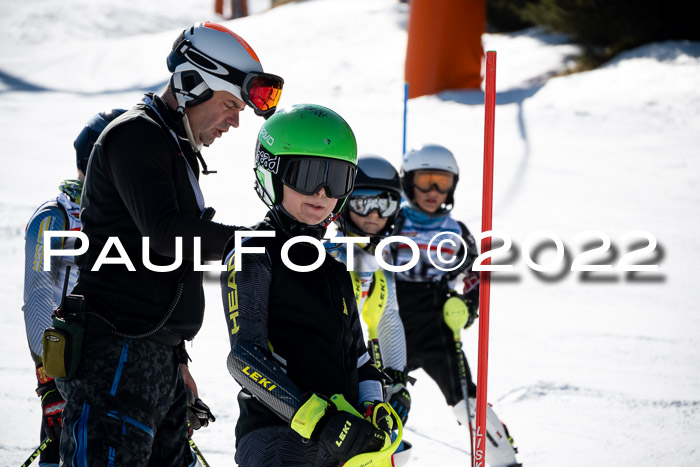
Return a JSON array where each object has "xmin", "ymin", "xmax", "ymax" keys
[
  {"xmin": 222, "ymin": 212, "xmax": 370, "ymax": 440},
  {"xmin": 75, "ymin": 93, "xmax": 237, "ymax": 339}
]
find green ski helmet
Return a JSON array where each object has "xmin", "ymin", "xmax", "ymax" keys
[{"xmin": 254, "ymin": 104, "xmax": 358, "ymax": 224}]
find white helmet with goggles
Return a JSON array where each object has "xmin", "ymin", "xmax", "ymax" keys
[
  {"xmin": 167, "ymin": 22, "xmax": 284, "ymax": 118},
  {"xmin": 401, "ymin": 144, "xmax": 460, "ymax": 214}
]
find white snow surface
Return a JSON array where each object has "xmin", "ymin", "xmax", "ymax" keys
[{"xmin": 2, "ymin": 0, "xmax": 700, "ymax": 465}]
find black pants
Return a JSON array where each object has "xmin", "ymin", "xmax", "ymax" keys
[
  {"xmin": 56, "ymin": 327, "xmax": 190, "ymax": 466},
  {"xmin": 236, "ymin": 426, "xmax": 339, "ymax": 467},
  {"xmin": 396, "ymin": 281, "xmax": 477, "ymax": 406}
]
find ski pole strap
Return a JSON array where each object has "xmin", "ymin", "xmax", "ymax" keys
[{"xmin": 385, "ymin": 368, "xmax": 417, "ymax": 387}]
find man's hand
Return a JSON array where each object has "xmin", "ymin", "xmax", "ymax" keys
[
  {"xmin": 37, "ymin": 370, "xmax": 65, "ymax": 441},
  {"xmin": 187, "ymin": 389, "xmax": 216, "ymax": 432}
]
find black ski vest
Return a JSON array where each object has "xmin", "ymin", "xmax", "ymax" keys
[{"xmin": 231, "ymin": 215, "xmax": 362, "ymax": 438}]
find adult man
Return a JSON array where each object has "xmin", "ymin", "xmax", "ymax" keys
[{"xmin": 55, "ymin": 23, "xmax": 283, "ymax": 465}]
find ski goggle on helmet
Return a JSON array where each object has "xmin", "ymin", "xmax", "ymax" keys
[
  {"xmin": 256, "ymin": 144, "xmax": 356, "ymax": 198},
  {"xmin": 348, "ymin": 189, "xmax": 400, "ymax": 218},
  {"xmin": 282, "ymin": 156, "xmax": 356, "ymax": 198},
  {"xmin": 412, "ymin": 170, "xmax": 455, "ymax": 193},
  {"xmin": 167, "ymin": 23, "xmax": 283, "ymax": 118}
]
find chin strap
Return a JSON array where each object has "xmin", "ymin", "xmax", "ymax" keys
[{"xmin": 176, "ymin": 103, "xmax": 217, "ymax": 175}]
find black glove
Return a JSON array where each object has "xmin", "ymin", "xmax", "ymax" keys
[
  {"xmin": 384, "ymin": 368, "xmax": 414, "ymax": 425},
  {"xmin": 291, "ymin": 394, "xmax": 386, "ymax": 462},
  {"xmin": 387, "ymin": 385, "xmax": 411, "ymax": 425},
  {"xmin": 37, "ymin": 377, "xmax": 65, "ymax": 441},
  {"xmin": 187, "ymin": 389, "xmax": 216, "ymax": 431}
]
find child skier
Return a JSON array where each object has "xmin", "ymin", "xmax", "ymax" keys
[
  {"xmin": 221, "ymin": 104, "xmax": 397, "ymax": 466},
  {"xmin": 392, "ymin": 144, "xmax": 521, "ymax": 467},
  {"xmin": 332, "ymin": 155, "xmax": 412, "ymax": 422},
  {"xmin": 332, "ymin": 155, "xmax": 413, "ymax": 462},
  {"xmin": 22, "ymin": 109, "xmax": 124, "ymax": 466}
]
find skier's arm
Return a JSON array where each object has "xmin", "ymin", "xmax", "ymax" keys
[
  {"xmin": 456, "ymin": 221, "xmax": 480, "ymax": 312},
  {"xmin": 221, "ymin": 238, "xmax": 305, "ymax": 422},
  {"xmin": 227, "ymin": 341, "xmax": 305, "ymax": 421},
  {"xmin": 22, "ymin": 207, "xmax": 67, "ymax": 365},
  {"xmin": 443, "ymin": 222, "xmax": 480, "ymax": 327},
  {"xmin": 106, "ymin": 122, "xmax": 236, "ymax": 261}
]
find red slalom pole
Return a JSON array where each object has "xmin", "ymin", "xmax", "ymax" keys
[{"xmin": 475, "ymin": 50, "xmax": 497, "ymax": 467}]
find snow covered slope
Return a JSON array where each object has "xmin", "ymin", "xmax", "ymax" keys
[{"xmin": 1, "ymin": 0, "xmax": 699, "ymax": 465}]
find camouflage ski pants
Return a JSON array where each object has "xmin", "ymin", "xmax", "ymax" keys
[{"xmin": 56, "ymin": 331, "xmax": 192, "ymax": 466}]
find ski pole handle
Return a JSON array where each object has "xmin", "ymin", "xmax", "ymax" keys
[{"xmin": 443, "ymin": 296, "xmax": 470, "ymax": 340}]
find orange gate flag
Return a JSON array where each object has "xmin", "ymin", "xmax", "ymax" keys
[{"xmin": 405, "ymin": 0, "xmax": 485, "ymax": 99}]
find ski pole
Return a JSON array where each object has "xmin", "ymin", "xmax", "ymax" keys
[
  {"xmin": 188, "ymin": 436, "xmax": 210, "ymax": 467},
  {"xmin": 444, "ymin": 298, "xmax": 476, "ymax": 467},
  {"xmin": 356, "ymin": 272, "xmax": 385, "ymax": 370},
  {"xmin": 402, "ymin": 81, "xmax": 409, "ymax": 155},
  {"xmin": 20, "ymin": 437, "xmax": 52, "ymax": 467},
  {"xmin": 476, "ymin": 50, "xmax": 498, "ymax": 467},
  {"xmin": 364, "ymin": 311, "xmax": 384, "ymax": 370}
]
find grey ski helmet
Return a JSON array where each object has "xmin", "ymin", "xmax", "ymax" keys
[
  {"xmin": 166, "ymin": 22, "xmax": 283, "ymax": 118},
  {"xmin": 74, "ymin": 109, "xmax": 127, "ymax": 174},
  {"xmin": 401, "ymin": 144, "xmax": 460, "ymax": 214}
]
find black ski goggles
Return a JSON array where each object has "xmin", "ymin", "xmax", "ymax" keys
[
  {"xmin": 168, "ymin": 40, "xmax": 284, "ymax": 118},
  {"xmin": 282, "ymin": 157, "xmax": 357, "ymax": 199},
  {"xmin": 348, "ymin": 190, "xmax": 400, "ymax": 218}
]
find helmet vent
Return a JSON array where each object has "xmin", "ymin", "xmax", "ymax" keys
[
  {"xmin": 187, "ymin": 50, "xmax": 220, "ymax": 72},
  {"xmin": 183, "ymin": 73, "xmax": 197, "ymax": 90}
]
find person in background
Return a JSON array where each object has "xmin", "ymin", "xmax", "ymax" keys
[
  {"xmin": 331, "ymin": 154, "xmax": 413, "ymax": 464},
  {"xmin": 222, "ymin": 104, "xmax": 394, "ymax": 466},
  {"xmin": 392, "ymin": 144, "xmax": 521, "ymax": 467},
  {"xmin": 22, "ymin": 109, "xmax": 124, "ymax": 466},
  {"xmin": 55, "ymin": 22, "xmax": 283, "ymax": 465}
]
